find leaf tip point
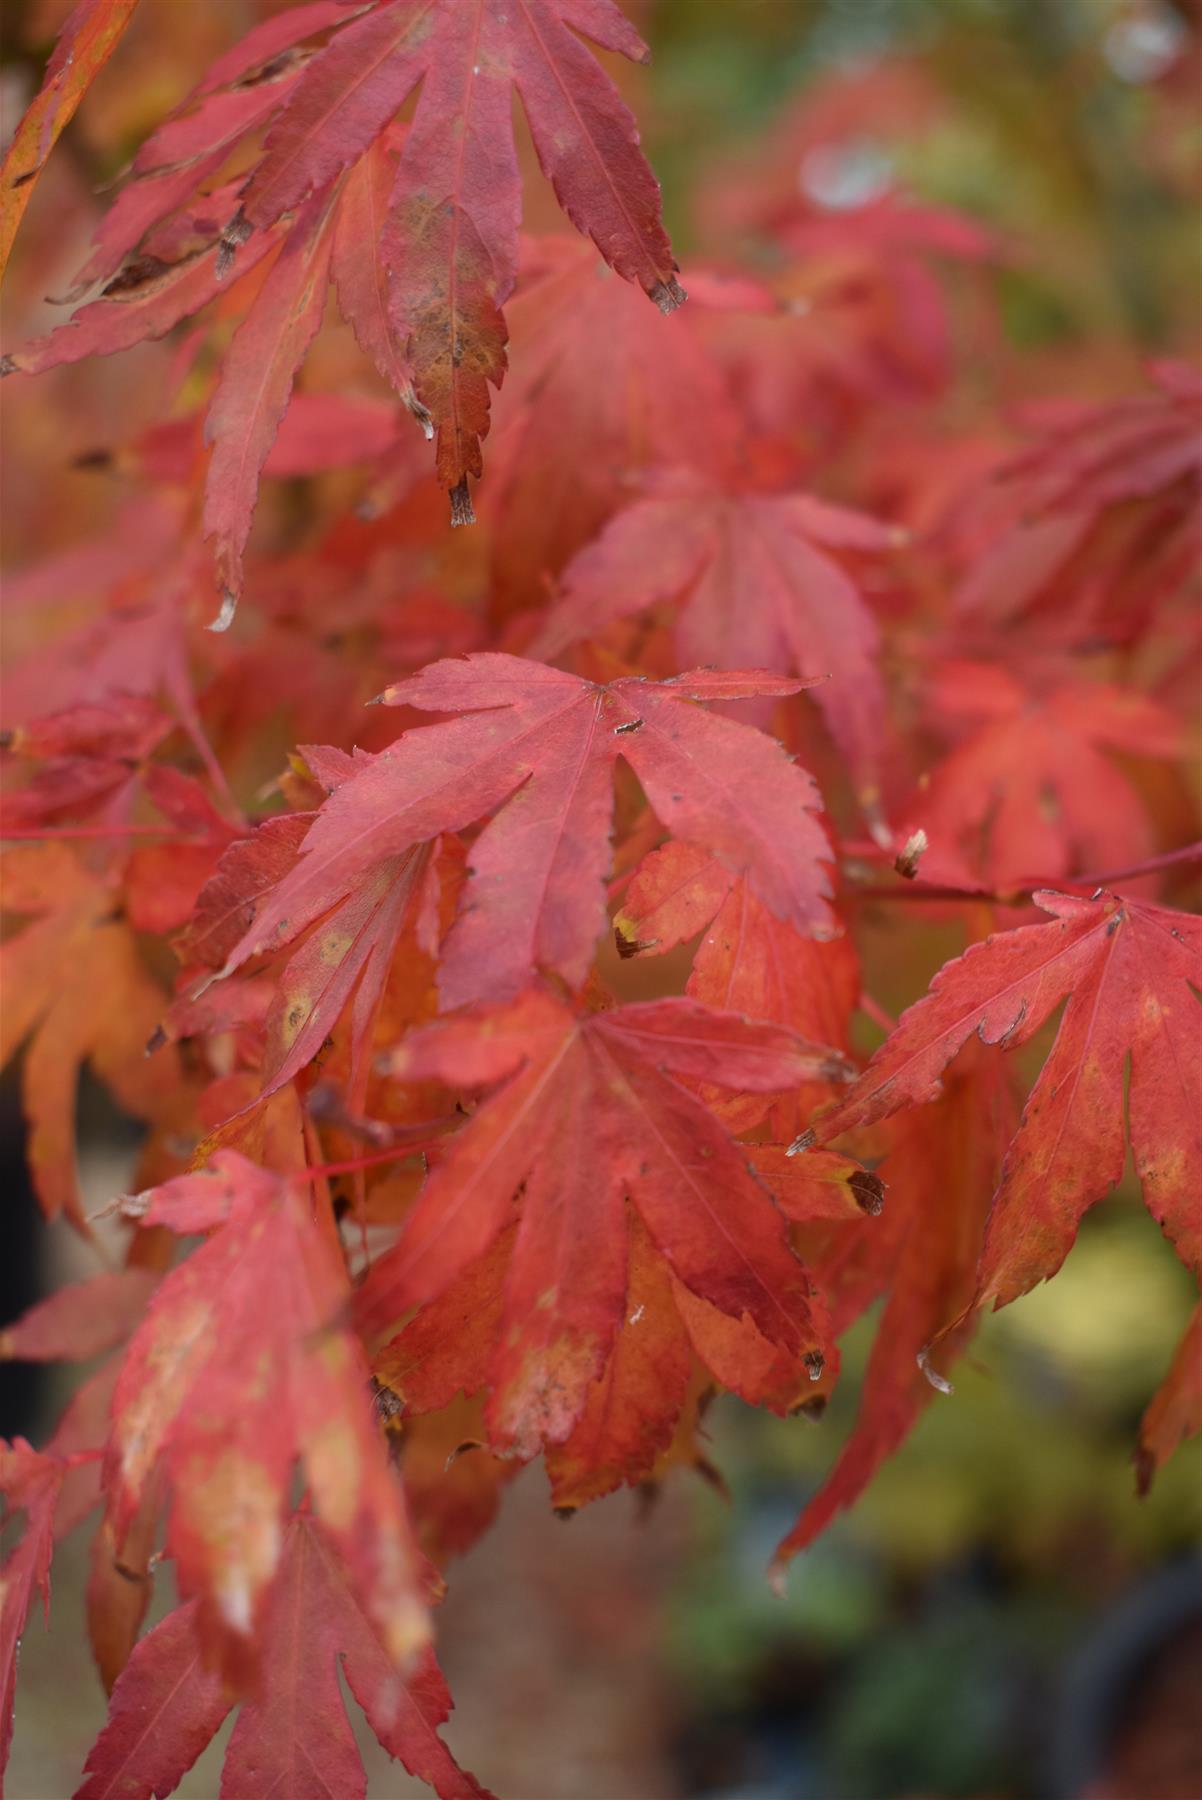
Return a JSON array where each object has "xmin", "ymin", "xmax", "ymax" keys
[
  {"xmin": 449, "ymin": 481, "xmax": 476, "ymax": 528},
  {"xmin": 917, "ymin": 1348, "xmax": 954, "ymax": 1395},
  {"xmin": 207, "ymin": 590, "xmax": 239, "ymax": 634},
  {"xmin": 650, "ymin": 275, "xmax": 687, "ymax": 315}
]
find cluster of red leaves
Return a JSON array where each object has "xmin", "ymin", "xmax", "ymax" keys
[{"xmin": 1, "ymin": 4, "xmax": 1200, "ymax": 1797}]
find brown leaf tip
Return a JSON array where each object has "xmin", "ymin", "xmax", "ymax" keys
[
  {"xmin": 849, "ymin": 1170, "xmax": 886, "ymax": 1215},
  {"xmin": 650, "ymin": 276, "xmax": 687, "ymax": 315},
  {"xmin": 370, "ymin": 1378, "xmax": 404, "ymax": 1423},
  {"xmin": 894, "ymin": 828, "xmax": 929, "ymax": 880},
  {"xmin": 614, "ymin": 925, "xmax": 659, "ymax": 959},
  {"xmin": 217, "ymin": 211, "xmax": 253, "ymax": 281},
  {"xmin": 449, "ymin": 480, "xmax": 476, "ymax": 528}
]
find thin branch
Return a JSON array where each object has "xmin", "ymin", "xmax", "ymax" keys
[
  {"xmin": 297, "ymin": 1141, "xmax": 441, "ymax": 1183},
  {"xmin": 1075, "ymin": 840, "xmax": 1202, "ymax": 887},
  {"xmin": 843, "ymin": 839, "xmax": 1202, "ymax": 908}
]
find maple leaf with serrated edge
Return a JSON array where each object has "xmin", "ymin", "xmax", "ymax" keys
[
  {"xmin": 535, "ymin": 470, "xmax": 898, "ymax": 802},
  {"xmin": 357, "ymin": 988, "xmax": 850, "ymax": 1458},
  {"xmin": 104, "ymin": 1151, "xmax": 430, "ymax": 1677},
  {"xmin": 233, "ymin": 0, "xmax": 681, "ymax": 514},
  {"xmin": 204, "ymin": 655, "xmax": 837, "ymax": 1014},
  {"xmin": 5, "ymin": 0, "xmax": 681, "ymax": 596},
  {"xmin": 175, "ymin": 748, "xmax": 457, "ymax": 1114},
  {"xmin": 813, "ymin": 891, "xmax": 1201, "ymax": 1362},
  {"xmin": 75, "ymin": 1513, "xmax": 491, "ymax": 1800},
  {"xmin": 374, "ymin": 1136, "xmax": 876, "ymax": 1505}
]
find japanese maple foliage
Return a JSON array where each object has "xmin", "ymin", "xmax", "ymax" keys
[{"xmin": 1, "ymin": 2, "xmax": 1200, "ymax": 1796}]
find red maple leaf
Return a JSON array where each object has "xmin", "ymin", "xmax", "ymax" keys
[
  {"xmin": 375, "ymin": 1135, "xmax": 880, "ymax": 1506},
  {"xmin": 104, "ymin": 1151, "xmax": 430, "ymax": 1675},
  {"xmin": 357, "ymin": 988, "xmax": 849, "ymax": 1458},
  {"xmin": 815, "ymin": 890, "xmax": 1201, "ymax": 1346},
  {"xmin": 5, "ymin": 0, "xmax": 681, "ymax": 602},
  {"xmin": 175, "ymin": 750, "xmax": 459, "ymax": 1116},
  {"xmin": 232, "ymin": 0, "xmax": 680, "ymax": 507},
  {"xmin": 0, "ymin": 1269, "xmax": 159, "ymax": 1365},
  {"xmin": 204, "ymin": 655, "xmax": 837, "ymax": 1013},
  {"xmin": 76, "ymin": 1512, "xmax": 490, "ymax": 1800}
]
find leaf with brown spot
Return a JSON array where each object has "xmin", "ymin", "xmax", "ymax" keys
[
  {"xmin": 104, "ymin": 1152, "xmax": 429, "ymax": 1678},
  {"xmin": 358, "ymin": 988, "xmax": 837, "ymax": 1460}
]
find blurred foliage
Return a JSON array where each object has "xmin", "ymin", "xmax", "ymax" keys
[
  {"xmin": 645, "ymin": 0, "xmax": 1200, "ymax": 349},
  {"xmin": 668, "ymin": 1199, "xmax": 1201, "ymax": 1795}
]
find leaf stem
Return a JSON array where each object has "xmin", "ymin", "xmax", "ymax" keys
[
  {"xmin": 1074, "ymin": 840, "xmax": 1202, "ymax": 887},
  {"xmin": 842, "ymin": 839, "xmax": 1202, "ymax": 907}
]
